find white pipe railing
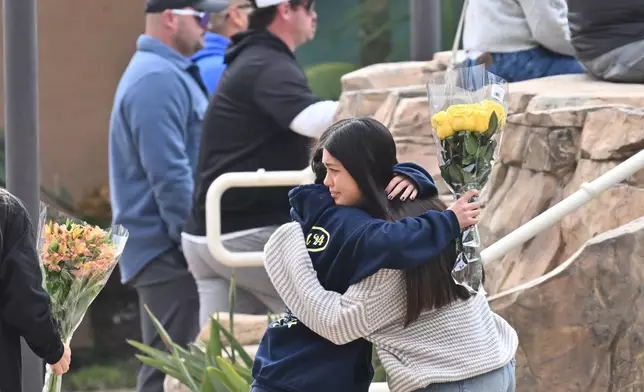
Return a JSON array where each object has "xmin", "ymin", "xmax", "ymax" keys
[
  {"xmin": 480, "ymin": 149, "xmax": 644, "ymax": 264},
  {"xmin": 204, "ymin": 149, "xmax": 644, "ymax": 392},
  {"xmin": 205, "ymin": 168, "xmax": 314, "ymax": 267},
  {"xmin": 206, "ymin": 149, "xmax": 644, "ymax": 268}
]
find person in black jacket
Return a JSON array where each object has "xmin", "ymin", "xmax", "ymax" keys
[
  {"xmin": 182, "ymin": 0, "xmax": 341, "ymax": 324},
  {"xmin": 567, "ymin": 0, "xmax": 644, "ymax": 82},
  {"xmin": 0, "ymin": 188, "xmax": 72, "ymax": 392}
]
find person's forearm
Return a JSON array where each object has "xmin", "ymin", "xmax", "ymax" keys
[
  {"xmin": 265, "ymin": 223, "xmax": 382, "ymax": 344},
  {"xmin": 289, "ymin": 101, "xmax": 339, "ymax": 138},
  {"xmin": 2, "ymin": 228, "xmax": 65, "ymax": 364},
  {"xmin": 350, "ymin": 209, "xmax": 460, "ymax": 282},
  {"xmin": 520, "ymin": 0, "xmax": 576, "ymax": 56},
  {"xmin": 148, "ymin": 171, "xmax": 193, "ymax": 243}
]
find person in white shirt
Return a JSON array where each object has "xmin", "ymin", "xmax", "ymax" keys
[
  {"xmin": 462, "ymin": 0, "xmax": 584, "ymax": 82},
  {"xmin": 182, "ymin": 0, "xmax": 339, "ymax": 325}
]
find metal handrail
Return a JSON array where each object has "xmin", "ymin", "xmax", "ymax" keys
[
  {"xmin": 205, "ymin": 168, "xmax": 314, "ymax": 267},
  {"xmin": 206, "ymin": 149, "xmax": 644, "ymax": 268},
  {"xmin": 480, "ymin": 149, "xmax": 644, "ymax": 263}
]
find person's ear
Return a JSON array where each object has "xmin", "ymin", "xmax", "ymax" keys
[
  {"xmin": 228, "ymin": 6, "xmax": 242, "ymax": 25},
  {"xmin": 160, "ymin": 9, "xmax": 179, "ymax": 31},
  {"xmin": 276, "ymin": 2, "xmax": 291, "ymax": 20}
]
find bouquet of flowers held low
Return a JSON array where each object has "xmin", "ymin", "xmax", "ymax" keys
[
  {"xmin": 38, "ymin": 203, "xmax": 128, "ymax": 392},
  {"xmin": 427, "ymin": 64, "xmax": 508, "ymax": 294}
]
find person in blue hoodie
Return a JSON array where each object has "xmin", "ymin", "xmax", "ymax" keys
[
  {"xmin": 251, "ymin": 117, "xmax": 481, "ymax": 392},
  {"xmin": 192, "ymin": 0, "xmax": 252, "ymax": 95}
]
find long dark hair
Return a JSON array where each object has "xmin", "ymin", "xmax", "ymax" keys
[
  {"xmin": 311, "ymin": 118, "xmax": 475, "ymax": 326},
  {"xmin": 388, "ymin": 197, "xmax": 481, "ymax": 327},
  {"xmin": 311, "ymin": 117, "xmax": 397, "ymax": 219}
]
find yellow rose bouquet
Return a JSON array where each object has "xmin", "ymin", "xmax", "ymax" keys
[
  {"xmin": 427, "ymin": 64, "xmax": 508, "ymax": 293},
  {"xmin": 37, "ymin": 203, "xmax": 128, "ymax": 392}
]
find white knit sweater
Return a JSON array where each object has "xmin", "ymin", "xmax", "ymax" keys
[
  {"xmin": 264, "ymin": 223, "xmax": 518, "ymax": 392},
  {"xmin": 463, "ymin": 0, "xmax": 576, "ymax": 56}
]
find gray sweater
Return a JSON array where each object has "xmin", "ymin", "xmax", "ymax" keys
[
  {"xmin": 264, "ymin": 223, "xmax": 518, "ymax": 392},
  {"xmin": 463, "ymin": 0, "xmax": 576, "ymax": 56}
]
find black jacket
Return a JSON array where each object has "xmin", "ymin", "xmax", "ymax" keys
[
  {"xmin": 0, "ymin": 195, "xmax": 64, "ymax": 392},
  {"xmin": 184, "ymin": 29, "xmax": 319, "ymax": 236},
  {"xmin": 568, "ymin": 0, "xmax": 644, "ymax": 61}
]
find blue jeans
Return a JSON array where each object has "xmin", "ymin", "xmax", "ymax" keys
[
  {"xmin": 414, "ymin": 360, "xmax": 516, "ymax": 392},
  {"xmin": 465, "ymin": 46, "xmax": 584, "ymax": 82}
]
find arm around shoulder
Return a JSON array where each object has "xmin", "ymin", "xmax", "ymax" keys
[
  {"xmin": 349, "ymin": 209, "xmax": 461, "ymax": 282},
  {"xmin": 264, "ymin": 223, "xmax": 398, "ymax": 345}
]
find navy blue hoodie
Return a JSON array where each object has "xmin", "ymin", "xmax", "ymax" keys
[{"xmin": 252, "ymin": 163, "xmax": 461, "ymax": 392}]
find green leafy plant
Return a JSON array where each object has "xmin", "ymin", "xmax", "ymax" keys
[
  {"xmin": 63, "ymin": 362, "xmax": 137, "ymax": 391},
  {"xmin": 305, "ymin": 62, "xmax": 359, "ymax": 101},
  {"xmin": 129, "ymin": 276, "xmax": 254, "ymax": 392},
  {"xmin": 128, "ymin": 308, "xmax": 253, "ymax": 392},
  {"xmin": 372, "ymin": 346, "xmax": 386, "ymax": 382},
  {"xmin": 130, "ymin": 276, "xmax": 390, "ymax": 390}
]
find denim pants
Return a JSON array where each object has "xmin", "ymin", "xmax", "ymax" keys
[
  {"xmin": 414, "ymin": 360, "xmax": 516, "ymax": 392},
  {"xmin": 465, "ymin": 46, "xmax": 584, "ymax": 82}
]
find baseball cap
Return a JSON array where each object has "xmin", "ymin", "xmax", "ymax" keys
[
  {"xmin": 254, "ymin": 0, "xmax": 287, "ymax": 7},
  {"xmin": 145, "ymin": 0, "xmax": 229, "ymax": 12}
]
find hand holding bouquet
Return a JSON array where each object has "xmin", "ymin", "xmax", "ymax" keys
[
  {"xmin": 38, "ymin": 203, "xmax": 128, "ymax": 392},
  {"xmin": 427, "ymin": 64, "xmax": 508, "ymax": 294}
]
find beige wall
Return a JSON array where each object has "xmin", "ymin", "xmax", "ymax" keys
[{"xmin": 0, "ymin": 1, "xmax": 145, "ymax": 202}]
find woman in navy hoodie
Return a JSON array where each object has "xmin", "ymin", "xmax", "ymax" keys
[{"xmin": 250, "ymin": 117, "xmax": 480, "ymax": 392}]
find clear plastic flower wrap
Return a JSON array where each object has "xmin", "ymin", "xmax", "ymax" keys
[
  {"xmin": 38, "ymin": 202, "xmax": 129, "ymax": 392},
  {"xmin": 427, "ymin": 64, "xmax": 508, "ymax": 294}
]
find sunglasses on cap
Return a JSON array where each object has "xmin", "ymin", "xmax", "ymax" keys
[{"xmin": 170, "ymin": 9, "xmax": 211, "ymax": 28}]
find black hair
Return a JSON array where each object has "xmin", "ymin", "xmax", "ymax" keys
[
  {"xmin": 388, "ymin": 197, "xmax": 483, "ymax": 327},
  {"xmin": 312, "ymin": 118, "xmax": 480, "ymax": 326},
  {"xmin": 311, "ymin": 117, "xmax": 397, "ymax": 219}
]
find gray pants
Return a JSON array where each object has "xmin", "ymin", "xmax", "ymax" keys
[
  {"xmin": 181, "ymin": 227, "xmax": 285, "ymax": 326},
  {"xmin": 130, "ymin": 247, "xmax": 200, "ymax": 392},
  {"xmin": 582, "ymin": 39, "xmax": 644, "ymax": 83}
]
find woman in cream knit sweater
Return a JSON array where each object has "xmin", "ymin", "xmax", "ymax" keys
[{"xmin": 264, "ymin": 196, "xmax": 518, "ymax": 392}]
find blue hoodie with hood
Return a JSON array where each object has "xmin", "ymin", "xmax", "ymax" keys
[
  {"xmin": 192, "ymin": 32, "xmax": 230, "ymax": 95},
  {"xmin": 251, "ymin": 163, "xmax": 462, "ymax": 392}
]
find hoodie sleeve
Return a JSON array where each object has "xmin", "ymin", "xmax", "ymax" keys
[
  {"xmin": 347, "ymin": 209, "xmax": 461, "ymax": 284},
  {"xmin": 0, "ymin": 203, "xmax": 64, "ymax": 364},
  {"xmin": 392, "ymin": 162, "xmax": 438, "ymax": 198}
]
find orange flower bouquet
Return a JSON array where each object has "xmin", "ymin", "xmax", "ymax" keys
[{"xmin": 37, "ymin": 203, "xmax": 128, "ymax": 392}]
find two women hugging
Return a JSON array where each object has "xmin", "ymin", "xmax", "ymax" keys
[{"xmin": 252, "ymin": 117, "xmax": 518, "ymax": 392}]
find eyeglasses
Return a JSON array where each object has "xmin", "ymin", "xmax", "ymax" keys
[{"xmin": 170, "ymin": 9, "xmax": 211, "ymax": 28}]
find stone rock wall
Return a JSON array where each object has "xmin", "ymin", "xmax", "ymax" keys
[
  {"xmin": 481, "ymin": 105, "xmax": 644, "ymax": 294},
  {"xmin": 489, "ymin": 217, "xmax": 644, "ymax": 391}
]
